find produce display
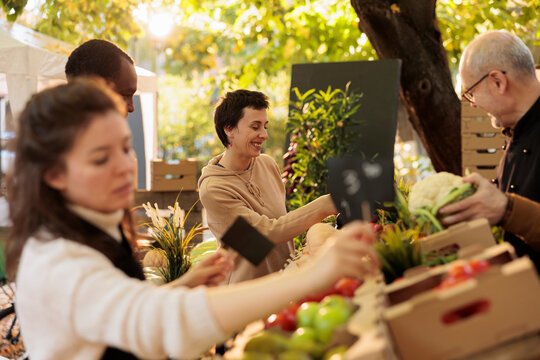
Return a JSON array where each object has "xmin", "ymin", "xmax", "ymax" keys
[
  {"xmin": 436, "ymin": 258, "xmax": 491, "ymax": 290},
  {"xmin": 235, "ymin": 277, "xmax": 362, "ymax": 360},
  {"xmin": 228, "ymin": 172, "xmax": 540, "ymax": 360}
]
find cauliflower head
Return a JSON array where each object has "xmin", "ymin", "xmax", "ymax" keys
[{"xmin": 408, "ymin": 172, "xmax": 463, "ymax": 213}]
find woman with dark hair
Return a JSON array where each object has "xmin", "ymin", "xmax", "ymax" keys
[
  {"xmin": 7, "ymin": 80, "xmax": 379, "ymax": 359},
  {"xmin": 199, "ymin": 89, "xmax": 338, "ymax": 284}
]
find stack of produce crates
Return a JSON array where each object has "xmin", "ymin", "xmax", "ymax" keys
[{"xmin": 461, "ymin": 101, "xmax": 505, "ymax": 180}]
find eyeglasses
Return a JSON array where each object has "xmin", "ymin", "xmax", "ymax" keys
[{"xmin": 462, "ymin": 70, "xmax": 506, "ymax": 103}]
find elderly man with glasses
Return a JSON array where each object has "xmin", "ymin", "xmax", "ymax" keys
[{"xmin": 440, "ymin": 30, "xmax": 540, "ymax": 272}]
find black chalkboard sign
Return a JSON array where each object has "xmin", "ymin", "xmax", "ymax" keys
[{"xmin": 288, "ymin": 60, "xmax": 401, "ymax": 160}]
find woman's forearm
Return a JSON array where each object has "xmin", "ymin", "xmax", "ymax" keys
[
  {"xmin": 259, "ymin": 194, "xmax": 338, "ymax": 245},
  {"xmin": 205, "ymin": 267, "xmax": 317, "ymax": 333}
]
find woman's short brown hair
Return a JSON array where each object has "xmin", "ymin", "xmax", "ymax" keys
[{"xmin": 214, "ymin": 89, "xmax": 269, "ymax": 147}]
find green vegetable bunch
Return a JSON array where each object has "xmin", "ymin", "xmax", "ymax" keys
[
  {"xmin": 407, "ymin": 172, "xmax": 477, "ymax": 235},
  {"xmin": 413, "ymin": 182, "xmax": 476, "ymax": 234}
]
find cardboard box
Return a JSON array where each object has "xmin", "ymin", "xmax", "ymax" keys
[
  {"xmin": 418, "ymin": 218, "xmax": 496, "ymax": 254},
  {"xmin": 383, "ymin": 244, "xmax": 540, "ymax": 360},
  {"xmin": 151, "ymin": 159, "xmax": 198, "ymax": 191}
]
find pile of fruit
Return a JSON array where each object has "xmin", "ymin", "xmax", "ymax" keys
[
  {"xmin": 237, "ymin": 277, "xmax": 363, "ymax": 360},
  {"xmin": 436, "ymin": 259, "xmax": 491, "ymax": 291}
]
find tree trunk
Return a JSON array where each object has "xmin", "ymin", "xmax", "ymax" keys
[{"xmin": 351, "ymin": 0, "xmax": 461, "ymax": 174}]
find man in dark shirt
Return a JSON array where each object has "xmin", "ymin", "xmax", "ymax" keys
[
  {"xmin": 441, "ymin": 30, "xmax": 540, "ymax": 269},
  {"xmin": 65, "ymin": 39, "xmax": 137, "ymax": 113}
]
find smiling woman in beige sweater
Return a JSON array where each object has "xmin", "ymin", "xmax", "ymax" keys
[{"xmin": 199, "ymin": 90, "xmax": 337, "ymax": 284}]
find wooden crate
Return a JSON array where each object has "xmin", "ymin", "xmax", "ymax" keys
[
  {"xmin": 462, "ymin": 133, "xmax": 504, "ymax": 150},
  {"xmin": 462, "ymin": 149, "xmax": 502, "ymax": 166},
  {"xmin": 461, "ymin": 101, "xmax": 505, "ymax": 179},
  {"xmin": 461, "ymin": 117, "xmax": 498, "ymax": 133},
  {"xmin": 151, "ymin": 160, "xmax": 198, "ymax": 191}
]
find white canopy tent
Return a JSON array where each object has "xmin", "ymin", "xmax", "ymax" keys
[{"xmin": 0, "ymin": 19, "xmax": 158, "ymax": 189}]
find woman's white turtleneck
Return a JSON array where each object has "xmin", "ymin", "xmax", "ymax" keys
[{"xmin": 68, "ymin": 204, "xmax": 124, "ymax": 242}]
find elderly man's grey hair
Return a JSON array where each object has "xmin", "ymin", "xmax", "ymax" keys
[{"xmin": 462, "ymin": 30, "xmax": 535, "ymax": 80}]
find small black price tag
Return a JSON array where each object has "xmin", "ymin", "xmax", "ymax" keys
[
  {"xmin": 327, "ymin": 157, "xmax": 394, "ymax": 225},
  {"xmin": 221, "ymin": 216, "xmax": 275, "ymax": 266}
]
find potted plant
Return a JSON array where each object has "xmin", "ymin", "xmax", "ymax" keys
[{"xmin": 141, "ymin": 197, "xmax": 203, "ymax": 283}]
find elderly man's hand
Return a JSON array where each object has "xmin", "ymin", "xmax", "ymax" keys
[{"xmin": 439, "ymin": 173, "xmax": 507, "ymax": 226}]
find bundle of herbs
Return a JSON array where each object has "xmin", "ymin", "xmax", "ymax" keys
[{"xmin": 374, "ymin": 225, "xmax": 422, "ymax": 284}]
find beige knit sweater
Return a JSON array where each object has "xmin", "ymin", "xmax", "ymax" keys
[{"xmin": 198, "ymin": 153, "xmax": 336, "ymax": 283}]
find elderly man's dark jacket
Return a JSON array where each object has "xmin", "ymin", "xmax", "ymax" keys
[{"xmin": 497, "ymin": 96, "xmax": 540, "ymax": 271}]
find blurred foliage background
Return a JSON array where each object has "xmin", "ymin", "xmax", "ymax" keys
[{"xmin": 1, "ymin": 0, "xmax": 539, "ymax": 168}]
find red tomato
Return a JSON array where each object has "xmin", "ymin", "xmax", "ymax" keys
[
  {"xmin": 280, "ymin": 307, "xmax": 298, "ymax": 331},
  {"xmin": 265, "ymin": 307, "xmax": 298, "ymax": 332},
  {"xmin": 265, "ymin": 313, "xmax": 282, "ymax": 329},
  {"xmin": 438, "ymin": 260, "xmax": 491, "ymax": 290},
  {"xmin": 286, "ymin": 302, "xmax": 300, "ymax": 315},
  {"xmin": 469, "ymin": 259, "xmax": 491, "ymax": 275},
  {"xmin": 333, "ymin": 277, "xmax": 363, "ymax": 297},
  {"xmin": 447, "ymin": 264, "xmax": 473, "ymax": 280}
]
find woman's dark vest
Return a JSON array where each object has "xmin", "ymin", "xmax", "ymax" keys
[{"xmin": 69, "ymin": 215, "xmax": 145, "ymax": 360}]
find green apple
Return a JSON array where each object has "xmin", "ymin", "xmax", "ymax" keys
[
  {"xmin": 296, "ymin": 301, "xmax": 320, "ymax": 328},
  {"xmin": 320, "ymin": 295, "xmax": 349, "ymax": 309},
  {"xmin": 239, "ymin": 351, "xmax": 274, "ymax": 360},
  {"xmin": 291, "ymin": 327, "xmax": 317, "ymax": 343},
  {"xmin": 314, "ymin": 306, "xmax": 352, "ymax": 344},
  {"xmin": 244, "ymin": 331, "xmax": 290, "ymax": 354},
  {"xmin": 289, "ymin": 329, "xmax": 325, "ymax": 358},
  {"xmin": 278, "ymin": 350, "xmax": 313, "ymax": 360},
  {"xmin": 323, "ymin": 345, "xmax": 348, "ymax": 360}
]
